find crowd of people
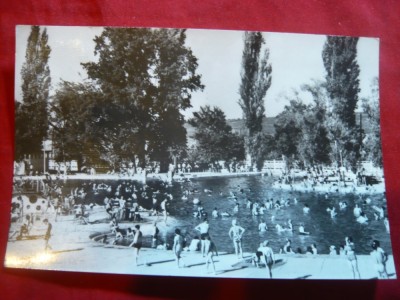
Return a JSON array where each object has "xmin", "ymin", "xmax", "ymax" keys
[{"xmin": 10, "ymin": 165, "xmax": 392, "ymax": 279}]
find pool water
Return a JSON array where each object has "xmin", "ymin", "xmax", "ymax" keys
[{"xmin": 62, "ymin": 175, "xmax": 392, "ymax": 255}]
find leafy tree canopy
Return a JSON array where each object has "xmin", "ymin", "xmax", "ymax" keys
[
  {"xmin": 361, "ymin": 77, "xmax": 382, "ymax": 167},
  {"xmin": 188, "ymin": 105, "xmax": 245, "ymax": 164},
  {"xmin": 78, "ymin": 27, "xmax": 203, "ymax": 170}
]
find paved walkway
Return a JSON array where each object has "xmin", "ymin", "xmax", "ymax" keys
[{"xmin": 4, "ymin": 216, "xmax": 396, "ymax": 280}]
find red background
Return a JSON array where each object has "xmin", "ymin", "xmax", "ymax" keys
[{"xmin": 1, "ymin": 1, "xmax": 400, "ymax": 299}]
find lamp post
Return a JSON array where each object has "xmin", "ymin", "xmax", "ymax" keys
[{"xmin": 43, "ymin": 144, "xmax": 46, "ymax": 174}]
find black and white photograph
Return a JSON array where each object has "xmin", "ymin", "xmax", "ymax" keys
[{"xmin": 5, "ymin": 25, "xmax": 396, "ymax": 280}]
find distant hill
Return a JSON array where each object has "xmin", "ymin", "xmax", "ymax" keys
[
  {"xmin": 185, "ymin": 113, "xmax": 372, "ymax": 146},
  {"xmin": 184, "ymin": 117, "xmax": 276, "ymax": 146},
  {"xmin": 227, "ymin": 117, "xmax": 276, "ymax": 136}
]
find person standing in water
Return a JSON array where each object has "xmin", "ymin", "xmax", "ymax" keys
[
  {"xmin": 228, "ymin": 219, "xmax": 245, "ymax": 259},
  {"xmin": 344, "ymin": 236, "xmax": 361, "ymax": 279},
  {"xmin": 258, "ymin": 220, "xmax": 268, "ymax": 232}
]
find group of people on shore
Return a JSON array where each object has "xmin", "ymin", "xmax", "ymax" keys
[
  {"xmin": 163, "ymin": 212, "xmax": 390, "ymax": 279},
  {"xmin": 337, "ymin": 236, "xmax": 389, "ymax": 279},
  {"xmin": 280, "ymin": 236, "xmax": 389, "ymax": 279}
]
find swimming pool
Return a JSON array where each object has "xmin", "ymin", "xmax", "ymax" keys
[{"xmin": 62, "ymin": 175, "xmax": 392, "ymax": 255}]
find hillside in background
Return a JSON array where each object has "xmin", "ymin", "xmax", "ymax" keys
[{"xmin": 185, "ymin": 112, "xmax": 372, "ymax": 146}]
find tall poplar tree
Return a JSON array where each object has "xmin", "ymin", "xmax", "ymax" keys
[
  {"xmin": 322, "ymin": 36, "xmax": 361, "ymax": 167},
  {"xmin": 15, "ymin": 26, "xmax": 51, "ymax": 159},
  {"xmin": 238, "ymin": 31, "xmax": 272, "ymax": 169},
  {"xmin": 322, "ymin": 36, "xmax": 360, "ymax": 128}
]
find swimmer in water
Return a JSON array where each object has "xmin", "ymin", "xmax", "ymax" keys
[
  {"xmin": 282, "ymin": 239, "xmax": 295, "ymax": 254},
  {"xmin": 252, "ymin": 203, "xmax": 259, "ymax": 216},
  {"xmin": 220, "ymin": 211, "xmax": 231, "ymax": 217},
  {"xmin": 287, "ymin": 219, "xmax": 293, "ymax": 231},
  {"xmin": 303, "ymin": 204, "xmax": 310, "ymax": 214},
  {"xmin": 357, "ymin": 212, "xmax": 369, "ymax": 224},
  {"xmin": 259, "ymin": 204, "xmax": 266, "ymax": 215},
  {"xmin": 311, "ymin": 243, "xmax": 318, "ymax": 255},
  {"xmin": 353, "ymin": 203, "xmax": 362, "ymax": 218},
  {"xmin": 275, "ymin": 224, "xmax": 289, "ymax": 233},
  {"xmin": 339, "ymin": 201, "xmax": 348, "ymax": 210},
  {"xmin": 372, "ymin": 205, "xmax": 385, "ymax": 220},
  {"xmin": 298, "ymin": 223, "xmax": 310, "ymax": 235},
  {"xmin": 330, "ymin": 207, "xmax": 337, "ymax": 218},
  {"xmin": 383, "ymin": 217, "xmax": 390, "ymax": 233},
  {"xmin": 258, "ymin": 220, "xmax": 268, "ymax": 232},
  {"xmin": 329, "ymin": 245, "xmax": 337, "ymax": 256},
  {"xmin": 212, "ymin": 208, "xmax": 219, "ymax": 218},
  {"xmin": 265, "ymin": 199, "xmax": 272, "ymax": 210},
  {"xmin": 246, "ymin": 199, "xmax": 252, "ymax": 210},
  {"xmin": 275, "ymin": 200, "xmax": 282, "ymax": 209}
]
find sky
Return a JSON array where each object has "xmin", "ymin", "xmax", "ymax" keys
[{"xmin": 15, "ymin": 25, "xmax": 379, "ymax": 118}]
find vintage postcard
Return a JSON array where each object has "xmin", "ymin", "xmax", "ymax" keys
[{"xmin": 5, "ymin": 25, "xmax": 395, "ymax": 279}]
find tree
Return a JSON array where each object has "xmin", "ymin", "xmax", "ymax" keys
[
  {"xmin": 238, "ymin": 31, "xmax": 272, "ymax": 169},
  {"xmin": 300, "ymin": 82, "xmax": 332, "ymax": 165},
  {"xmin": 273, "ymin": 98, "xmax": 307, "ymax": 166},
  {"xmin": 50, "ymin": 81, "xmax": 104, "ymax": 168},
  {"xmin": 146, "ymin": 29, "xmax": 203, "ymax": 170},
  {"xmin": 81, "ymin": 27, "xmax": 203, "ymax": 171},
  {"xmin": 361, "ymin": 77, "xmax": 382, "ymax": 167},
  {"xmin": 322, "ymin": 36, "xmax": 361, "ymax": 167},
  {"xmin": 188, "ymin": 106, "xmax": 245, "ymax": 164},
  {"xmin": 322, "ymin": 36, "xmax": 360, "ymax": 128},
  {"xmin": 15, "ymin": 26, "xmax": 51, "ymax": 159},
  {"xmin": 272, "ymin": 84, "xmax": 332, "ymax": 168}
]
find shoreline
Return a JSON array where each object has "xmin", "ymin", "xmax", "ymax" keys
[
  {"xmin": 16, "ymin": 170, "xmax": 266, "ymax": 181},
  {"xmin": 16, "ymin": 170, "xmax": 386, "ymax": 195}
]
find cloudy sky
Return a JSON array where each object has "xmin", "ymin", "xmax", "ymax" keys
[{"xmin": 15, "ymin": 26, "xmax": 379, "ymax": 118}]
